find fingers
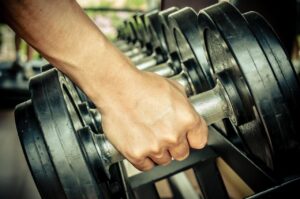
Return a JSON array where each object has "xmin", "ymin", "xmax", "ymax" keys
[
  {"xmin": 187, "ymin": 117, "xmax": 208, "ymax": 149},
  {"xmin": 131, "ymin": 157, "xmax": 155, "ymax": 171},
  {"xmin": 149, "ymin": 150, "xmax": 172, "ymax": 165},
  {"xmin": 168, "ymin": 138, "xmax": 190, "ymax": 161},
  {"xmin": 123, "ymin": 117, "xmax": 208, "ymax": 171},
  {"xmin": 167, "ymin": 117, "xmax": 207, "ymax": 162}
]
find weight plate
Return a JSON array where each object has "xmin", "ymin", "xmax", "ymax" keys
[
  {"xmin": 138, "ymin": 13, "xmax": 156, "ymax": 55},
  {"xmin": 169, "ymin": 7, "xmax": 215, "ymax": 92},
  {"xmin": 145, "ymin": 10, "xmax": 168, "ymax": 58},
  {"xmin": 29, "ymin": 69, "xmax": 103, "ymax": 198},
  {"xmin": 135, "ymin": 13, "xmax": 153, "ymax": 55},
  {"xmin": 59, "ymin": 74, "xmax": 100, "ymax": 133},
  {"xmin": 78, "ymin": 102, "xmax": 101, "ymax": 133},
  {"xmin": 198, "ymin": 7, "xmax": 255, "ymax": 148},
  {"xmin": 244, "ymin": 11, "xmax": 300, "ymax": 172},
  {"xmin": 158, "ymin": 7, "xmax": 179, "ymax": 54},
  {"xmin": 203, "ymin": 2, "xmax": 299, "ymax": 172},
  {"xmin": 15, "ymin": 100, "xmax": 66, "ymax": 199},
  {"xmin": 244, "ymin": 11, "xmax": 300, "ymax": 126},
  {"xmin": 125, "ymin": 20, "xmax": 137, "ymax": 44},
  {"xmin": 131, "ymin": 15, "xmax": 145, "ymax": 48}
]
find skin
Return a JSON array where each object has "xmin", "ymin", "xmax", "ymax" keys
[{"xmin": 0, "ymin": 0, "xmax": 208, "ymax": 171}]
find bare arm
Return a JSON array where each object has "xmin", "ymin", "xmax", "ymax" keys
[
  {"xmin": 1, "ymin": 0, "xmax": 208, "ymax": 170},
  {"xmin": 1, "ymin": 0, "xmax": 137, "ymax": 102}
]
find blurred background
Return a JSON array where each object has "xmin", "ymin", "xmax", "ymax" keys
[{"xmin": 0, "ymin": 0, "xmax": 299, "ymax": 198}]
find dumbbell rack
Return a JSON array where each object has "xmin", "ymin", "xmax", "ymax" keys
[{"xmin": 14, "ymin": 2, "xmax": 300, "ymax": 199}]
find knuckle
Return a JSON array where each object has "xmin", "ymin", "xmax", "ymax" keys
[
  {"xmin": 166, "ymin": 134, "xmax": 181, "ymax": 145},
  {"xmin": 151, "ymin": 152, "xmax": 164, "ymax": 159},
  {"xmin": 188, "ymin": 113, "xmax": 199, "ymax": 126},
  {"xmin": 126, "ymin": 149, "xmax": 145, "ymax": 161},
  {"xmin": 180, "ymin": 111, "xmax": 198, "ymax": 128},
  {"xmin": 149, "ymin": 142, "xmax": 161, "ymax": 154}
]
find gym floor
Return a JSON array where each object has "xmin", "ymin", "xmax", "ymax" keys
[{"xmin": 0, "ymin": 110, "xmax": 40, "ymax": 199}]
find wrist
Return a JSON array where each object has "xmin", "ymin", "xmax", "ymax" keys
[
  {"xmin": 87, "ymin": 68, "xmax": 144, "ymax": 112},
  {"xmin": 75, "ymin": 45, "xmax": 143, "ymax": 111}
]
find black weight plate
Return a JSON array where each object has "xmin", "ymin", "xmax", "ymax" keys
[
  {"xmin": 60, "ymin": 74, "xmax": 99, "ymax": 132},
  {"xmin": 15, "ymin": 100, "xmax": 66, "ymax": 199},
  {"xmin": 145, "ymin": 10, "xmax": 169, "ymax": 62},
  {"xmin": 134, "ymin": 13, "xmax": 151, "ymax": 52},
  {"xmin": 127, "ymin": 19, "xmax": 139, "ymax": 44},
  {"xmin": 158, "ymin": 7, "xmax": 179, "ymax": 54},
  {"xmin": 244, "ymin": 11, "xmax": 300, "ymax": 127},
  {"xmin": 136, "ymin": 13, "xmax": 154, "ymax": 54},
  {"xmin": 30, "ymin": 69, "xmax": 103, "ymax": 198},
  {"xmin": 198, "ymin": 5, "xmax": 263, "ymax": 163},
  {"xmin": 244, "ymin": 12, "xmax": 300, "ymax": 172},
  {"xmin": 131, "ymin": 15, "xmax": 145, "ymax": 48},
  {"xmin": 169, "ymin": 7, "xmax": 215, "ymax": 92},
  {"xmin": 124, "ymin": 20, "xmax": 136, "ymax": 44},
  {"xmin": 62, "ymin": 74, "xmax": 94, "ymax": 107},
  {"xmin": 62, "ymin": 75, "xmax": 83, "ymax": 104},
  {"xmin": 202, "ymin": 2, "xmax": 294, "ymax": 171},
  {"xmin": 63, "ymin": 74, "xmax": 100, "ymax": 134},
  {"xmin": 78, "ymin": 102, "xmax": 100, "ymax": 133}
]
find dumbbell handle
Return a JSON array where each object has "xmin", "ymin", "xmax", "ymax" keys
[
  {"xmin": 96, "ymin": 82, "xmax": 233, "ymax": 167},
  {"xmin": 123, "ymin": 47, "xmax": 141, "ymax": 57}
]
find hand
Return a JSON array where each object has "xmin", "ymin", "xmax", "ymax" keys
[
  {"xmin": 98, "ymin": 71, "xmax": 208, "ymax": 171},
  {"xmin": 0, "ymin": 0, "xmax": 207, "ymax": 171}
]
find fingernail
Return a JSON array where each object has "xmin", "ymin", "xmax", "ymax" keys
[{"xmin": 175, "ymin": 153, "xmax": 189, "ymax": 161}]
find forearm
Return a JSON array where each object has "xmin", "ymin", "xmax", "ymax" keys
[{"xmin": 0, "ymin": 0, "xmax": 139, "ymax": 107}]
